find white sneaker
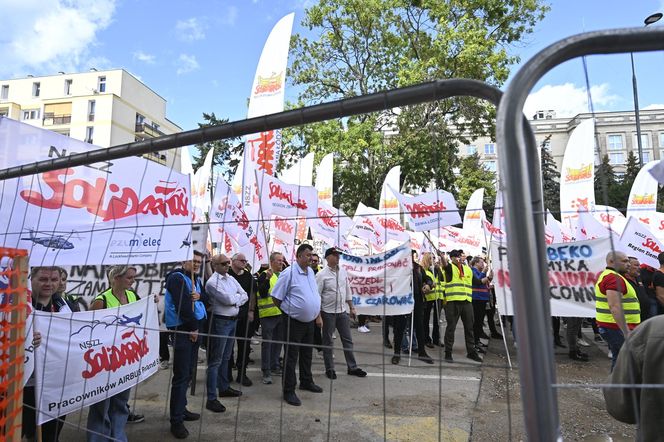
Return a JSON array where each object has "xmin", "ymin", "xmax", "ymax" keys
[
  {"xmin": 160, "ymin": 360, "xmax": 169, "ymax": 370},
  {"xmin": 358, "ymin": 325, "xmax": 371, "ymax": 333},
  {"xmin": 607, "ymin": 350, "xmax": 613, "ymax": 359},
  {"xmin": 332, "ymin": 332, "xmax": 337, "ymax": 339},
  {"xmin": 577, "ymin": 338, "xmax": 590, "ymax": 347}
]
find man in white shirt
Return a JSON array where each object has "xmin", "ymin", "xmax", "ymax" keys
[
  {"xmin": 316, "ymin": 248, "xmax": 367, "ymax": 380},
  {"xmin": 271, "ymin": 244, "xmax": 323, "ymax": 406},
  {"xmin": 205, "ymin": 254, "xmax": 249, "ymax": 413}
]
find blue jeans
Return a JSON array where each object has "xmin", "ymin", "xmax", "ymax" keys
[
  {"xmin": 599, "ymin": 327, "xmax": 625, "ymax": 370},
  {"xmin": 86, "ymin": 388, "xmax": 131, "ymax": 442},
  {"xmin": 206, "ymin": 317, "xmax": 237, "ymax": 400},
  {"xmin": 260, "ymin": 314, "xmax": 283, "ymax": 373},
  {"xmin": 169, "ymin": 329, "xmax": 200, "ymax": 424}
]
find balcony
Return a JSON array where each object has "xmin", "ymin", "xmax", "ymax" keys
[
  {"xmin": 43, "ymin": 114, "xmax": 71, "ymax": 126},
  {"xmin": 135, "ymin": 122, "xmax": 165, "ymax": 138}
]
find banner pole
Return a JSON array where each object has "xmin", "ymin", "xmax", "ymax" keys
[
  {"xmin": 497, "ymin": 313, "xmax": 512, "ymax": 370},
  {"xmin": 190, "ymin": 264, "xmax": 198, "ymax": 396}
]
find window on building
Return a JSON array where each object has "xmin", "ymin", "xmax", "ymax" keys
[
  {"xmin": 467, "ymin": 145, "xmax": 477, "ymax": 155},
  {"xmin": 0, "ymin": 108, "xmax": 8, "ymax": 117},
  {"xmin": 88, "ymin": 100, "xmax": 96, "ymax": 121},
  {"xmin": 485, "ymin": 160, "xmax": 497, "ymax": 172},
  {"xmin": 22, "ymin": 109, "xmax": 40, "ymax": 120},
  {"xmin": 136, "ymin": 113, "xmax": 145, "ymax": 125},
  {"xmin": 633, "ymin": 133, "xmax": 650, "ymax": 150},
  {"xmin": 607, "ymin": 134, "xmax": 624, "ymax": 151},
  {"xmin": 85, "ymin": 126, "xmax": 94, "ymax": 144},
  {"xmin": 608, "ymin": 152, "xmax": 624, "ymax": 165},
  {"xmin": 32, "ymin": 82, "xmax": 40, "ymax": 97},
  {"xmin": 642, "ymin": 150, "xmax": 652, "ymax": 163},
  {"xmin": 659, "ymin": 132, "xmax": 664, "ymax": 148},
  {"xmin": 0, "ymin": 85, "xmax": 8, "ymax": 100},
  {"xmin": 64, "ymin": 79, "xmax": 72, "ymax": 95},
  {"xmin": 484, "ymin": 143, "xmax": 496, "ymax": 155},
  {"xmin": 98, "ymin": 76, "xmax": 106, "ymax": 93}
]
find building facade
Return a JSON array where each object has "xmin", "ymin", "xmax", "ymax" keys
[
  {"xmin": 0, "ymin": 69, "xmax": 181, "ymax": 168},
  {"xmin": 461, "ymin": 108, "xmax": 664, "ymax": 176}
]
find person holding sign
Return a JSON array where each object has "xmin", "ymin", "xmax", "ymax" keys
[
  {"xmin": 86, "ymin": 265, "xmax": 140, "ymax": 442},
  {"xmin": 23, "ymin": 266, "xmax": 78, "ymax": 442},
  {"xmin": 595, "ymin": 251, "xmax": 640, "ymax": 370},
  {"xmin": 271, "ymin": 244, "xmax": 323, "ymax": 407},
  {"xmin": 316, "ymin": 247, "xmax": 367, "ymax": 380},
  {"xmin": 442, "ymin": 250, "xmax": 482, "ymax": 363},
  {"xmin": 164, "ymin": 251, "xmax": 208, "ymax": 439}
]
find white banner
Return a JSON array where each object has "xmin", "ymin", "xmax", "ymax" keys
[
  {"xmin": 315, "ymin": 153, "xmax": 334, "ymax": 205},
  {"xmin": 190, "ymin": 147, "xmax": 214, "ymax": 223},
  {"xmin": 340, "ymin": 241, "xmax": 413, "ymax": 315},
  {"xmin": 491, "ymin": 237, "xmax": 611, "ymax": 317},
  {"xmin": 463, "ymin": 188, "xmax": 486, "ymax": 233},
  {"xmin": 34, "ymin": 298, "xmax": 159, "ymax": 424},
  {"xmin": 390, "ymin": 186, "xmax": 461, "ymax": 232},
  {"xmin": 559, "ymin": 118, "xmax": 596, "ymax": 229},
  {"xmin": 348, "ymin": 203, "xmax": 385, "ymax": 250},
  {"xmin": 0, "ymin": 118, "xmax": 192, "ymax": 265},
  {"xmin": 594, "ymin": 205, "xmax": 627, "ymax": 236},
  {"xmin": 619, "ymin": 217, "xmax": 664, "ymax": 269},
  {"xmin": 438, "ymin": 226, "xmax": 484, "ymax": 256},
  {"xmin": 626, "ymin": 160, "xmax": 659, "ymax": 228},
  {"xmin": 379, "ymin": 166, "xmax": 400, "ymax": 219},
  {"xmin": 209, "ymin": 176, "xmax": 252, "ymax": 246},
  {"xmin": 310, "ymin": 202, "xmax": 353, "ymax": 246},
  {"xmin": 257, "ymin": 173, "xmax": 318, "ymax": 220}
]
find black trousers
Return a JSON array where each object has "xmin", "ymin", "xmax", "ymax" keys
[
  {"xmin": 444, "ymin": 301, "xmax": 475, "ymax": 354},
  {"xmin": 23, "ymin": 386, "xmax": 65, "ymax": 441},
  {"xmin": 472, "ymin": 300, "xmax": 488, "ymax": 342},
  {"xmin": 282, "ymin": 316, "xmax": 315, "ymax": 393},
  {"xmin": 159, "ymin": 330, "xmax": 171, "ymax": 362},
  {"xmin": 424, "ymin": 300, "xmax": 441, "ymax": 344},
  {"xmin": 393, "ymin": 295, "xmax": 428, "ymax": 356},
  {"xmin": 235, "ymin": 306, "xmax": 254, "ymax": 377}
]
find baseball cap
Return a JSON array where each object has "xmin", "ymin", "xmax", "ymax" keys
[{"xmin": 324, "ymin": 247, "xmax": 341, "ymax": 258}]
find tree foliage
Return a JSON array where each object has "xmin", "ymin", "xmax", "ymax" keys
[
  {"xmin": 192, "ymin": 112, "xmax": 243, "ymax": 182},
  {"xmin": 539, "ymin": 136, "xmax": 560, "ymax": 216},
  {"xmin": 285, "ymin": 0, "xmax": 548, "ymax": 213},
  {"xmin": 594, "ymin": 154, "xmax": 622, "ymax": 212},
  {"xmin": 456, "ymin": 153, "xmax": 496, "ymax": 218}
]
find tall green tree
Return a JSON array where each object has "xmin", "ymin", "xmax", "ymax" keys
[
  {"xmin": 615, "ymin": 150, "xmax": 640, "ymax": 213},
  {"xmin": 456, "ymin": 153, "xmax": 496, "ymax": 218},
  {"xmin": 594, "ymin": 154, "xmax": 622, "ymax": 212},
  {"xmin": 539, "ymin": 136, "xmax": 560, "ymax": 217},
  {"xmin": 192, "ymin": 112, "xmax": 243, "ymax": 181},
  {"xmin": 286, "ymin": 0, "xmax": 548, "ymax": 213}
]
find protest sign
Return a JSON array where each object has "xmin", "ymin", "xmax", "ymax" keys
[
  {"xmin": 491, "ymin": 237, "xmax": 612, "ymax": 317},
  {"xmin": 340, "ymin": 241, "xmax": 413, "ymax": 315},
  {"xmin": 389, "ymin": 186, "xmax": 461, "ymax": 232},
  {"xmin": 0, "ymin": 118, "xmax": 192, "ymax": 265},
  {"xmin": 34, "ymin": 297, "xmax": 159, "ymax": 424},
  {"xmin": 256, "ymin": 173, "xmax": 318, "ymax": 220},
  {"xmin": 619, "ymin": 216, "xmax": 664, "ymax": 269}
]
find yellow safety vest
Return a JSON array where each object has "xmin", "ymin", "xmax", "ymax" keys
[
  {"xmin": 594, "ymin": 269, "xmax": 640, "ymax": 326},
  {"xmin": 424, "ymin": 269, "xmax": 444, "ymax": 302},
  {"xmin": 95, "ymin": 288, "xmax": 138, "ymax": 308},
  {"xmin": 445, "ymin": 264, "xmax": 472, "ymax": 302},
  {"xmin": 258, "ymin": 272, "xmax": 282, "ymax": 318}
]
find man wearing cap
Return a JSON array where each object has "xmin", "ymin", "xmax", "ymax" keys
[
  {"xmin": 443, "ymin": 250, "xmax": 482, "ymax": 363},
  {"xmin": 316, "ymin": 248, "xmax": 367, "ymax": 380}
]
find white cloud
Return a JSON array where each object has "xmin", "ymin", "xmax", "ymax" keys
[
  {"xmin": 524, "ymin": 83, "xmax": 619, "ymax": 119},
  {"xmin": 220, "ymin": 6, "xmax": 239, "ymax": 26},
  {"xmin": 643, "ymin": 104, "xmax": 664, "ymax": 110},
  {"xmin": 133, "ymin": 51, "xmax": 156, "ymax": 64},
  {"xmin": 176, "ymin": 54, "xmax": 199, "ymax": 75},
  {"xmin": 0, "ymin": 0, "xmax": 117, "ymax": 77},
  {"xmin": 175, "ymin": 17, "xmax": 205, "ymax": 42}
]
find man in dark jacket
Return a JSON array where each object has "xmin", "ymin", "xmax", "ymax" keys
[{"xmin": 164, "ymin": 251, "xmax": 208, "ymax": 439}]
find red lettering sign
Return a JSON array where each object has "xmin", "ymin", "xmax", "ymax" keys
[
  {"xmin": 318, "ymin": 208, "xmax": 338, "ymax": 228},
  {"xmin": 599, "ymin": 213, "xmax": 615, "ymax": 224},
  {"xmin": 248, "ymin": 131, "xmax": 276, "ymax": 175},
  {"xmin": 21, "ymin": 169, "xmax": 189, "ymax": 222},
  {"xmin": 642, "ymin": 237, "xmax": 662, "ymax": 253},
  {"xmin": 404, "ymin": 201, "xmax": 447, "ymax": 219},
  {"xmin": 274, "ymin": 217, "xmax": 294, "ymax": 234},
  {"xmin": 268, "ymin": 182, "xmax": 308, "ymax": 210},
  {"xmin": 82, "ymin": 330, "xmax": 149, "ymax": 379},
  {"xmin": 378, "ymin": 217, "xmax": 404, "ymax": 232}
]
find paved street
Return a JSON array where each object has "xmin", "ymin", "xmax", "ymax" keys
[{"xmin": 60, "ymin": 320, "xmax": 483, "ymax": 441}]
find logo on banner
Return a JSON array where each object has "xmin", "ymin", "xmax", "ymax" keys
[
  {"xmin": 404, "ymin": 201, "xmax": 446, "ymax": 218},
  {"xmin": 274, "ymin": 217, "xmax": 294, "ymax": 234},
  {"xmin": 631, "ymin": 193, "xmax": 655, "ymax": 205},
  {"xmin": 642, "ymin": 237, "xmax": 662, "ymax": 253},
  {"xmin": 248, "ymin": 131, "xmax": 277, "ymax": 175},
  {"xmin": 318, "ymin": 207, "xmax": 338, "ymax": 228},
  {"xmin": 378, "ymin": 217, "xmax": 404, "ymax": 232},
  {"xmin": 564, "ymin": 164, "xmax": 592, "ymax": 183},
  {"xmin": 599, "ymin": 213, "xmax": 615, "ymax": 224},
  {"xmin": 254, "ymin": 71, "xmax": 283, "ymax": 96},
  {"xmin": 382, "ymin": 198, "xmax": 398, "ymax": 209},
  {"xmin": 21, "ymin": 170, "xmax": 189, "ymax": 222},
  {"xmin": 268, "ymin": 182, "xmax": 308, "ymax": 210},
  {"xmin": 466, "ymin": 211, "xmax": 481, "ymax": 220},
  {"xmin": 318, "ymin": 189, "xmax": 332, "ymax": 201}
]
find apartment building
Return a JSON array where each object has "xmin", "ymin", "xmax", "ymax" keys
[{"xmin": 0, "ymin": 69, "xmax": 181, "ymax": 168}]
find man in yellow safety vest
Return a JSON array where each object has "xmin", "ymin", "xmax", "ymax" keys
[{"xmin": 256, "ymin": 252, "xmax": 285, "ymax": 385}]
